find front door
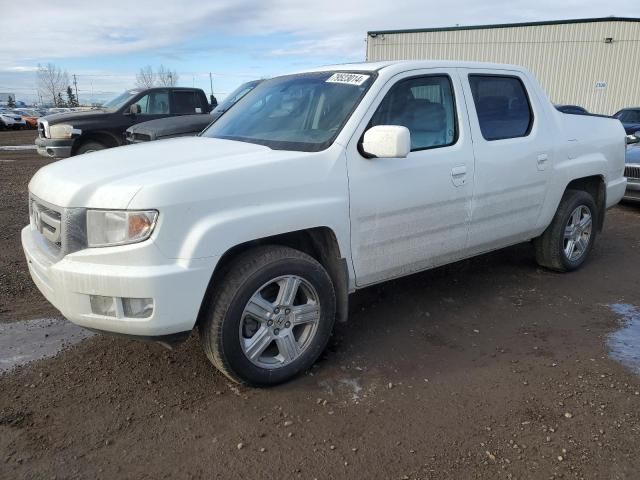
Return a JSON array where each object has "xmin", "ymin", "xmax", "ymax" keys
[{"xmin": 347, "ymin": 70, "xmax": 475, "ymax": 286}]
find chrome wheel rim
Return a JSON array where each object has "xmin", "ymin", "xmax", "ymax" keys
[
  {"xmin": 239, "ymin": 275, "xmax": 321, "ymax": 369},
  {"xmin": 563, "ymin": 205, "xmax": 592, "ymax": 262}
]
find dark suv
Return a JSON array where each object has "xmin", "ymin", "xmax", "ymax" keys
[{"xmin": 36, "ymin": 87, "xmax": 211, "ymax": 158}]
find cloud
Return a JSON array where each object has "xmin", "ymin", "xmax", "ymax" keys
[
  {"xmin": 0, "ymin": 0, "xmax": 635, "ymax": 101},
  {"xmin": 2, "ymin": 0, "xmax": 635, "ymax": 67}
]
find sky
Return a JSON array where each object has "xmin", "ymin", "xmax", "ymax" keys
[{"xmin": 1, "ymin": 0, "xmax": 636, "ymax": 104}]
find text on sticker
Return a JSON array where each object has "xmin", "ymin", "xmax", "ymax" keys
[{"xmin": 326, "ymin": 73, "xmax": 370, "ymax": 86}]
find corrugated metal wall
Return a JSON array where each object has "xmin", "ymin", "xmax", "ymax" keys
[{"xmin": 367, "ymin": 21, "xmax": 640, "ymax": 115}]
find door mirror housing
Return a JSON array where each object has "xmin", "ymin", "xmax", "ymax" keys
[
  {"xmin": 627, "ymin": 132, "xmax": 640, "ymax": 145},
  {"xmin": 128, "ymin": 104, "xmax": 141, "ymax": 115},
  {"xmin": 362, "ymin": 125, "xmax": 411, "ymax": 158}
]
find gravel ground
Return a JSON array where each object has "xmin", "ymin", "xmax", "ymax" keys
[{"xmin": 1, "ymin": 129, "xmax": 639, "ymax": 479}]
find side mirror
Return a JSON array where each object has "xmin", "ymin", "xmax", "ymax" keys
[
  {"xmin": 627, "ymin": 132, "xmax": 640, "ymax": 145},
  {"xmin": 362, "ymin": 125, "xmax": 411, "ymax": 158},
  {"xmin": 128, "ymin": 104, "xmax": 141, "ymax": 115}
]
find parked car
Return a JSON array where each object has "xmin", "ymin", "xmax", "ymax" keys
[
  {"xmin": 125, "ymin": 80, "xmax": 262, "ymax": 144},
  {"xmin": 555, "ymin": 104, "xmax": 589, "ymax": 115},
  {"xmin": 0, "ymin": 113, "xmax": 16, "ymax": 130},
  {"xmin": 35, "ymin": 87, "xmax": 211, "ymax": 158},
  {"xmin": 624, "ymin": 133, "xmax": 640, "ymax": 201},
  {"xmin": 613, "ymin": 107, "xmax": 640, "ymax": 134},
  {"xmin": 47, "ymin": 107, "xmax": 72, "ymax": 115},
  {"xmin": 14, "ymin": 109, "xmax": 40, "ymax": 129},
  {"xmin": 0, "ymin": 111, "xmax": 26, "ymax": 129},
  {"xmin": 23, "ymin": 61, "xmax": 627, "ymax": 386}
]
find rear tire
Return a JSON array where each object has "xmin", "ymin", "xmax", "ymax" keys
[
  {"xmin": 534, "ymin": 189, "xmax": 597, "ymax": 272},
  {"xmin": 199, "ymin": 246, "xmax": 336, "ymax": 386},
  {"xmin": 76, "ymin": 141, "xmax": 107, "ymax": 155}
]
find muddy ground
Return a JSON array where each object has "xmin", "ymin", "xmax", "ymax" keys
[{"xmin": 1, "ymin": 129, "xmax": 639, "ymax": 479}]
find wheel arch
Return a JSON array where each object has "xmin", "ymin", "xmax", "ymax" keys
[
  {"xmin": 195, "ymin": 227, "xmax": 350, "ymax": 328},
  {"xmin": 564, "ymin": 175, "xmax": 606, "ymax": 232},
  {"xmin": 71, "ymin": 131, "xmax": 122, "ymax": 155}
]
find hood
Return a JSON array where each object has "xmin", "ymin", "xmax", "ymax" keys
[
  {"xmin": 128, "ymin": 114, "xmax": 213, "ymax": 140},
  {"xmin": 29, "ymin": 136, "xmax": 287, "ymax": 209},
  {"xmin": 43, "ymin": 110, "xmax": 111, "ymax": 124}
]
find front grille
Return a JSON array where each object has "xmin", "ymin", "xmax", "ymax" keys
[
  {"xmin": 29, "ymin": 195, "xmax": 87, "ymax": 260},
  {"xmin": 134, "ymin": 133, "xmax": 151, "ymax": 142},
  {"xmin": 625, "ymin": 165, "xmax": 640, "ymax": 180},
  {"xmin": 30, "ymin": 198, "xmax": 63, "ymax": 255}
]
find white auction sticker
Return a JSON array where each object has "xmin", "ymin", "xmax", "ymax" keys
[{"xmin": 326, "ymin": 73, "xmax": 370, "ymax": 86}]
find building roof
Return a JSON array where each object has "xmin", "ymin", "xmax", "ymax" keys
[{"xmin": 368, "ymin": 16, "xmax": 640, "ymax": 36}]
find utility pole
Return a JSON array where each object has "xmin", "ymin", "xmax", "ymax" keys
[
  {"xmin": 209, "ymin": 72, "xmax": 214, "ymax": 97},
  {"xmin": 73, "ymin": 74, "xmax": 79, "ymax": 105}
]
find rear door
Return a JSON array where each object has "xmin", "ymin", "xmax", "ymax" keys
[
  {"xmin": 171, "ymin": 90, "xmax": 207, "ymax": 115},
  {"xmin": 460, "ymin": 69, "xmax": 553, "ymax": 253},
  {"xmin": 347, "ymin": 69, "xmax": 475, "ymax": 286}
]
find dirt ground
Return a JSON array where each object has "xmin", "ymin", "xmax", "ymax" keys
[{"xmin": 1, "ymin": 129, "xmax": 639, "ymax": 479}]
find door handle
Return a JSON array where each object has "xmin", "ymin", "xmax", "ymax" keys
[
  {"xmin": 451, "ymin": 165, "xmax": 467, "ymax": 186},
  {"xmin": 537, "ymin": 153, "xmax": 548, "ymax": 171}
]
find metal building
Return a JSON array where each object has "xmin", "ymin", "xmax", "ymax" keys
[{"xmin": 367, "ymin": 17, "xmax": 640, "ymax": 115}]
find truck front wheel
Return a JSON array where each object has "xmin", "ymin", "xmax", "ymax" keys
[
  {"xmin": 199, "ymin": 246, "xmax": 336, "ymax": 386},
  {"xmin": 76, "ymin": 140, "xmax": 106, "ymax": 155},
  {"xmin": 534, "ymin": 189, "xmax": 597, "ymax": 272}
]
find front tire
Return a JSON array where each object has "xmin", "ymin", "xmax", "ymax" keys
[
  {"xmin": 534, "ymin": 189, "xmax": 597, "ymax": 272},
  {"xmin": 76, "ymin": 141, "xmax": 106, "ymax": 155},
  {"xmin": 199, "ymin": 246, "xmax": 336, "ymax": 386}
]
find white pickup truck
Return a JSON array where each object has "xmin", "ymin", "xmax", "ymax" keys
[{"xmin": 23, "ymin": 61, "xmax": 627, "ymax": 385}]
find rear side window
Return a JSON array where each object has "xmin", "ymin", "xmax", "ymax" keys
[
  {"xmin": 369, "ymin": 75, "xmax": 457, "ymax": 151},
  {"xmin": 173, "ymin": 91, "xmax": 201, "ymax": 114},
  {"xmin": 469, "ymin": 75, "xmax": 533, "ymax": 141}
]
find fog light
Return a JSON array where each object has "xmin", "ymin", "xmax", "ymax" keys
[
  {"xmin": 122, "ymin": 297, "xmax": 154, "ymax": 318},
  {"xmin": 90, "ymin": 295, "xmax": 117, "ymax": 317}
]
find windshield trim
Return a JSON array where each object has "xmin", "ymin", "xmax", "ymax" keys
[{"xmin": 203, "ymin": 70, "xmax": 378, "ymax": 152}]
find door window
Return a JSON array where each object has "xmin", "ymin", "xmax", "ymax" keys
[
  {"xmin": 133, "ymin": 91, "xmax": 169, "ymax": 115},
  {"xmin": 369, "ymin": 75, "xmax": 457, "ymax": 151},
  {"xmin": 468, "ymin": 75, "xmax": 533, "ymax": 141}
]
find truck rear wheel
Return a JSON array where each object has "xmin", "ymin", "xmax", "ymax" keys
[
  {"xmin": 199, "ymin": 246, "xmax": 336, "ymax": 386},
  {"xmin": 534, "ymin": 189, "xmax": 597, "ymax": 272}
]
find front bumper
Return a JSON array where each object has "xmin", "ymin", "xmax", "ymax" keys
[
  {"xmin": 35, "ymin": 137, "xmax": 73, "ymax": 159},
  {"xmin": 22, "ymin": 226, "xmax": 218, "ymax": 337},
  {"xmin": 624, "ymin": 178, "xmax": 640, "ymax": 201}
]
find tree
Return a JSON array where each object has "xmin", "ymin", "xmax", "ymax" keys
[
  {"xmin": 135, "ymin": 65, "xmax": 156, "ymax": 88},
  {"xmin": 157, "ymin": 65, "xmax": 179, "ymax": 87},
  {"xmin": 56, "ymin": 92, "xmax": 66, "ymax": 107},
  {"xmin": 7, "ymin": 95, "xmax": 15, "ymax": 108},
  {"xmin": 37, "ymin": 63, "xmax": 69, "ymax": 106},
  {"xmin": 135, "ymin": 65, "xmax": 179, "ymax": 88},
  {"xmin": 66, "ymin": 86, "xmax": 78, "ymax": 108}
]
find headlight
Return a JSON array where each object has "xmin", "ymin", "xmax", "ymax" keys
[
  {"xmin": 48, "ymin": 124, "xmax": 74, "ymax": 139},
  {"xmin": 86, "ymin": 210, "xmax": 158, "ymax": 247}
]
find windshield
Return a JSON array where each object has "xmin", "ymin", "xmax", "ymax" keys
[
  {"xmin": 102, "ymin": 90, "xmax": 140, "ymax": 111},
  {"xmin": 212, "ymin": 80, "xmax": 261, "ymax": 115},
  {"xmin": 202, "ymin": 71, "xmax": 375, "ymax": 152},
  {"xmin": 618, "ymin": 109, "xmax": 640, "ymax": 123}
]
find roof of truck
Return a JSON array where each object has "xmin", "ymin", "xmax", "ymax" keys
[{"xmin": 304, "ymin": 60, "xmax": 526, "ymax": 75}]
